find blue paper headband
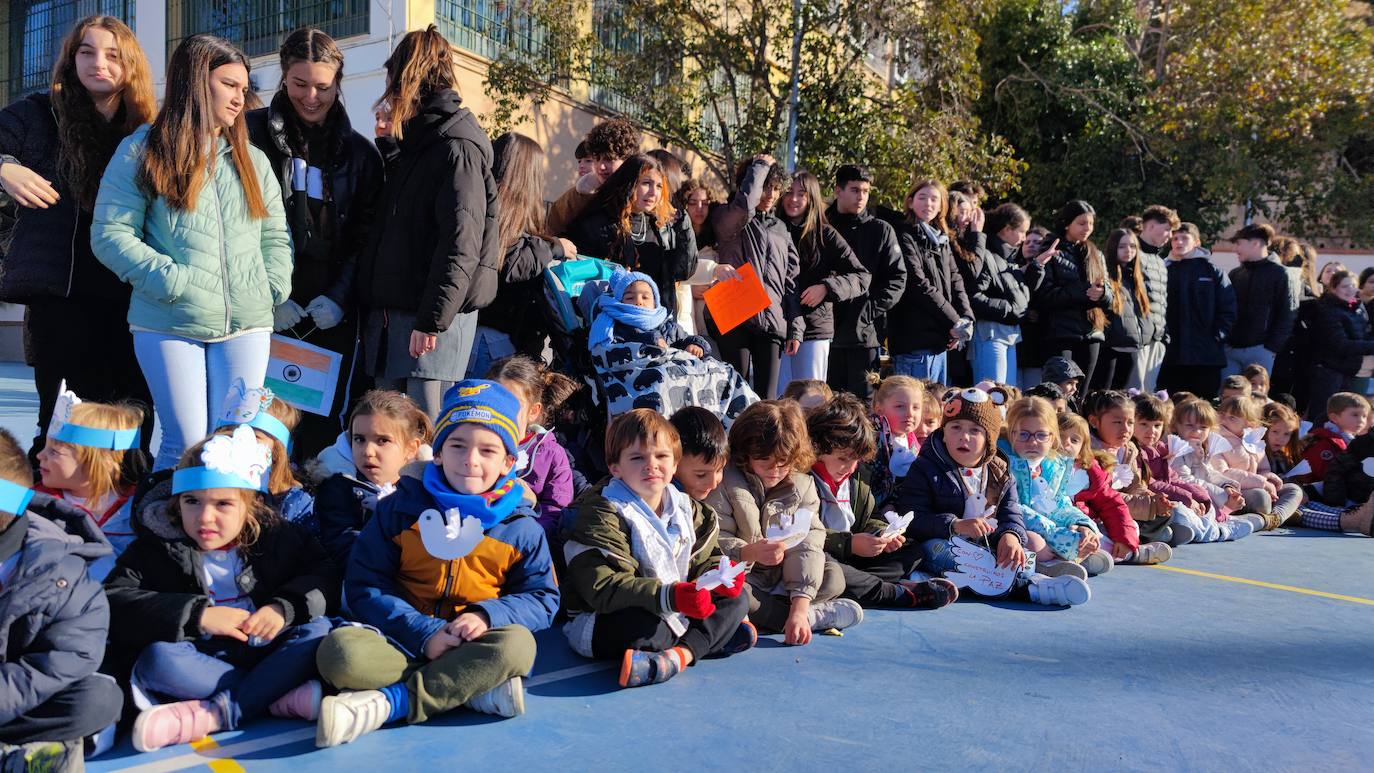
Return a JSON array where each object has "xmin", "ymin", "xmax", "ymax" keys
[
  {"xmin": 171, "ymin": 466, "xmax": 271, "ymax": 495},
  {"xmin": 216, "ymin": 413, "xmax": 292, "ymax": 452},
  {"xmin": 51, "ymin": 423, "xmax": 141, "ymax": 451},
  {"xmin": 0, "ymin": 479, "xmax": 34, "ymax": 516}
]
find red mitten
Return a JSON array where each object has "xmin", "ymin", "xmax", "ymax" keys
[
  {"xmin": 671, "ymin": 582, "xmax": 717, "ymax": 619},
  {"xmin": 714, "ymin": 564, "xmax": 747, "ymax": 599}
]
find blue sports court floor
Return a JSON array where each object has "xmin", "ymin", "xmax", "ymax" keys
[{"xmin": 1, "ymin": 365, "xmax": 1367, "ymax": 772}]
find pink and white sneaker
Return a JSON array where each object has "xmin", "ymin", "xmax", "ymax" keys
[
  {"xmin": 269, "ymin": 680, "xmax": 323, "ymax": 721},
  {"xmin": 131, "ymin": 700, "xmax": 223, "ymax": 752}
]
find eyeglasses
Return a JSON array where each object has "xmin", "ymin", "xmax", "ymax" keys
[{"xmin": 1016, "ymin": 431, "xmax": 1052, "ymax": 443}]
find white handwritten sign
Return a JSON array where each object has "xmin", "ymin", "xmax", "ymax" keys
[{"xmin": 945, "ymin": 536, "xmax": 1036, "ymax": 597}]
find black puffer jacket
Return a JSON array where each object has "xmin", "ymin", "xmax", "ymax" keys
[
  {"xmin": 1307, "ymin": 293, "xmax": 1374, "ymax": 376},
  {"xmin": 1031, "ymin": 237, "xmax": 1112, "ymax": 342},
  {"xmin": 1138, "ymin": 242, "xmax": 1169, "ymax": 344},
  {"xmin": 0, "ymin": 92, "xmax": 132, "ymax": 302},
  {"xmin": 785, "ymin": 219, "xmax": 870, "ymax": 341},
  {"xmin": 958, "ymin": 231, "xmax": 1032, "ymax": 326},
  {"xmin": 1105, "ymin": 266, "xmax": 1153, "ymax": 350},
  {"xmin": 825, "ymin": 207, "xmax": 905, "ymax": 349},
  {"xmin": 709, "ymin": 159, "xmax": 800, "ymax": 340},
  {"xmin": 1163, "ymin": 249, "xmax": 1235, "ymax": 367},
  {"xmin": 246, "ymin": 94, "xmax": 383, "ymax": 309},
  {"xmin": 478, "ymin": 233, "xmax": 566, "ymax": 356},
  {"xmin": 355, "ymin": 89, "xmax": 499, "ymax": 333},
  {"xmin": 562, "ymin": 208, "xmax": 696, "ymax": 316},
  {"xmin": 1227, "ymin": 255, "xmax": 1296, "ymax": 351},
  {"xmin": 888, "ymin": 221, "xmax": 971, "ymax": 355}
]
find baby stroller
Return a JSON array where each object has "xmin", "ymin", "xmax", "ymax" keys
[{"xmin": 543, "ymin": 257, "xmax": 619, "ymax": 477}]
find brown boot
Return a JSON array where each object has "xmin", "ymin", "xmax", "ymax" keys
[
  {"xmin": 1261, "ymin": 512, "xmax": 1283, "ymax": 532},
  {"xmin": 1339, "ymin": 493, "xmax": 1374, "ymax": 536}
]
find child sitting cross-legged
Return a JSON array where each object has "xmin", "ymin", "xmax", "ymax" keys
[
  {"xmin": 1058, "ymin": 413, "xmax": 1171, "ymax": 565},
  {"xmin": 0, "ymin": 429, "xmax": 123, "ymax": 768},
  {"xmin": 1166, "ymin": 398, "xmax": 1261, "ymax": 541},
  {"xmin": 806, "ymin": 394, "xmax": 958, "ymax": 608},
  {"xmin": 1082, "ymin": 390, "xmax": 1178, "ymax": 545},
  {"xmin": 1216, "ymin": 395, "xmax": 1303, "ymax": 529},
  {"xmin": 705, "ymin": 400, "xmax": 863, "ymax": 645},
  {"xmin": 1000, "ymin": 397, "xmax": 1112, "ymax": 578},
  {"xmin": 1130, "ymin": 393, "xmax": 1247, "ymax": 534},
  {"xmin": 562, "ymin": 409, "xmax": 752, "ymax": 688},
  {"xmin": 313, "ymin": 381, "xmax": 558, "ymax": 747},
  {"xmin": 893, "ymin": 388, "xmax": 1090, "ymax": 606}
]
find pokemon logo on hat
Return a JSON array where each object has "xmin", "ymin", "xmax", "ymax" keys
[{"xmin": 433, "ymin": 380, "xmax": 522, "ymax": 456}]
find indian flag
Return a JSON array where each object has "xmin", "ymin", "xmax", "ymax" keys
[{"xmin": 265, "ymin": 335, "xmax": 342, "ymax": 416}]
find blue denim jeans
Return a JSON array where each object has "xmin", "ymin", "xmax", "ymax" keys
[
  {"xmin": 893, "ymin": 350, "xmax": 948, "ymax": 383},
  {"xmin": 971, "ymin": 324, "xmax": 1020, "ymax": 387},
  {"xmin": 465, "ymin": 325, "xmax": 516, "ymax": 380},
  {"xmin": 921, "ymin": 538, "xmax": 960, "ymax": 574},
  {"xmin": 133, "ymin": 330, "xmax": 272, "ymax": 471},
  {"xmin": 131, "ymin": 617, "xmax": 332, "ymax": 729}
]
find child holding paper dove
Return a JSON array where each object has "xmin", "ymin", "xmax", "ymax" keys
[
  {"xmin": 866, "ymin": 375, "xmax": 926, "ymax": 508},
  {"xmin": 1164, "ymin": 398, "xmax": 1261, "ymax": 541},
  {"xmin": 705, "ymin": 401, "xmax": 861, "ymax": 645},
  {"xmin": 563, "ymin": 410, "xmax": 752, "ymax": 688},
  {"xmin": 1059, "ymin": 413, "xmax": 1171, "ymax": 565},
  {"xmin": 806, "ymin": 395, "xmax": 957, "ymax": 608},
  {"xmin": 1083, "ymin": 390, "xmax": 1183, "ymax": 544},
  {"xmin": 313, "ymin": 381, "xmax": 558, "ymax": 747},
  {"xmin": 893, "ymin": 387, "xmax": 1090, "ymax": 606},
  {"xmin": 1216, "ymin": 395, "xmax": 1302, "ymax": 528}
]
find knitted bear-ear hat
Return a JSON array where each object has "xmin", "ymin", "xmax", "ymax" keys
[{"xmin": 941, "ymin": 388, "xmax": 1005, "ymax": 462}]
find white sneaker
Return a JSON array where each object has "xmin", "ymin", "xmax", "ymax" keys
[
  {"xmin": 1026, "ymin": 574, "xmax": 1091, "ymax": 606},
  {"xmin": 807, "ymin": 599, "xmax": 864, "ymax": 632},
  {"xmin": 316, "ymin": 690, "xmax": 390, "ymax": 748},
  {"xmin": 1080, "ymin": 549, "xmax": 1113, "ymax": 576},
  {"xmin": 464, "ymin": 677, "xmax": 525, "ymax": 718},
  {"xmin": 1038, "ymin": 558, "xmax": 1089, "ymax": 581},
  {"xmin": 1235, "ymin": 514, "xmax": 1266, "ymax": 532},
  {"xmin": 1224, "ymin": 517, "xmax": 1255, "ymax": 541}
]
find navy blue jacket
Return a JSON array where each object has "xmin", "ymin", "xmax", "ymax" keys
[
  {"xmin": 1164, "ymin": 251, "xmax": 1236, "ymax": 367},
  {"xmin": 0, "ymin": 494, "xmax": 113, "ymax": 726},
  {"xmin": 891, "ymin": 429, "xmax": 1028, "ymax": 547}
]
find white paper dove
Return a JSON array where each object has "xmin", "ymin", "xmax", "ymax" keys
[
  {"xmin": 1065, "ymin": 467, "xmax": 1090, "ymax": 497},
  {"xmin": 201, "ymin": 425, "xmax": 272, "ymax": 489},
  {"xmin": 694, "ymin": 556, "xmax": 749, "ymax": 591},
  {"xmin": 1283, "ymin": 459, "xmax": 1313, "ymax": 479},
  {"xmin": 961, "ymin": 490, "xmax": 994, "ymax": 520},
  {"xmin": 1166, "ymin": 434, "xmax": 1192, "ymax": 460},
  {"xmin": 944, "ymin": 536, "xmax": 1028, "ymax": 597},
  {"xmin": 47, "ymin": 379, "xmax": 79, "ymax": 439},
  {"xmin": 888, "ymin": 433, "xmax": 917, "ymax": 477},
  {"xmin": 418, "ymin": 508, "xmax": 486, "ymax": 560},
  {"xmin": 1362, "ymin": 458, "xmax": 1374, "ymax": 479},
  {"xmin": 1241, "ymin": 427, "xmax": 1267, "ymax": 456},
  {"xmin": 1109, "ymin": 463, "xmax": 1135, "ymax": 490},
  {"xmin": 879, "ymin": 510, "xmax": 914, "ymax": 538},
  {"xmin": 1204, "ymin": 433, "xmax": 1232, "ymax": 457},
  {"xmin": 765, "ymin": 508, "xmax": 813, "ymax": 549}
]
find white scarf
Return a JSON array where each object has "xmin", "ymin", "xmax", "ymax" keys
[{"xmin": 604, "ymin": 479, "xmax": 696, "ymax": 635}]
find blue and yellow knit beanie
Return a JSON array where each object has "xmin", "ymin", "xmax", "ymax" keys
[{"xmin": 433, "ymin": 380, "xmax": 521, "ymax": 456}]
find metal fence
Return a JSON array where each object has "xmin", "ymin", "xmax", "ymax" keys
[
  {"xmin": 436, "ymin": 0, "xmax": 547, "ymax": 61},
  {"xmin": 166, "ymin": 0, "xmax": 368, "ymax": 60},
  {"xmin": 1, "ymin": 0, "xmax": 135, "ymax": 105}
]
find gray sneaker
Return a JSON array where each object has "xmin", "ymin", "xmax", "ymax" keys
[
  {"xmin": 464, "ymin": 676, "xmax": 525, "ymax": 718},
  {"xmin": 1126, "ymin": 541, "xmax": 1172, "ymax": 565},
  {"xmin": 1167, "ymin": 517, "xmax": 1196, "ymax": 546},
  {"xmin": 1026, "ymin": 574, "xmax": 1092, "ymax": 606},
  {"xmin": 1080, "ymin": 549, "xmax": 1114, "ymax": 576},
  {"xmin": 1037, "ymin": 559, "xmax": 1089, "ymax": 581},
  {"xmin": 807, "ymin": 599, "xmax": 864, "ymax": 632}
]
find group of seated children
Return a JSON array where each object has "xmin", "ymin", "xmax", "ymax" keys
[{"xmin": 6, "ymin": 350, "xmax": 1374, "ymax": 769}]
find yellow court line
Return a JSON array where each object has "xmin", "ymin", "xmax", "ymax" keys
[
  {"xmin": 188, "ymin": 737, "xmax": 246, "ymax": 773},
  {"xmin": 1148, "ymin": 564, "xmax": 1374, "ymax": 607}
]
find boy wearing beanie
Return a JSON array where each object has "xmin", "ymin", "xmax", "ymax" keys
[
  {"xmin": 314, "ymin": 381, "xmax": 559, "ymax": 747},
  {"xmin": 891, "ymin": 388, "xmax": 1090, "ymax": 606}
]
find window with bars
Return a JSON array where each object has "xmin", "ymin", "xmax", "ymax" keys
[
  {"xmin": 1, "ymin": 0, "xmax": 135, "ymax": 105},
  {"xmin": 436, "ymin": 0, "xmax": 546, "ymax": 62},
  {"xmin": 166, "ymin": 0, "xmax": 368, "ymax": 60}
]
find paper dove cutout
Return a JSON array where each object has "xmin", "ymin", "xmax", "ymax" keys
[
  {"xmin": 1241, "ymin": 427, "xmax": 1267, "ymax": 456},
  {"xmin": 888, "ymin": 433, "xmax": 917, "ymax": 477},
  {"xmin": 765, "ymin": 508, "xmax": 813, "ymax": 549},
  {"xmin": 1166, "ymin": 434, "xmax": 1192, "ymax": 460},
  {"xmin": 945, "ymin": 536, "xmax": 1019, "ymax": 597},
  {"xmin": 1065, "ymin": 467, "xmax": 1090, "ymax": 497},
  {"xmin": 1204, "ymin": 433, "xmax": 1232, "ymax": 457},
  {"xmin": 962, "ymin": 490, "xmax": 994, "ymax": 520},
  {"xmin": 218, "ymin": 377, "xmax": 274, "ymax": 425},
  {"xmin": 1362, "ymin": 458, "xmax": 1374, "ymax": 479},
  {"xmin": 418, "ymin": 508, "xmax": 486, "ymax": 560},
  {"xmin": 695, "ymin": 556, "xmax": 749, "ymax": 591},
  {"xmin": 1283, "ymin": 459, "xmax": 1313, "ymax": 479},
  {"xmin": 880, "ymin": 510, "xmax": 914, "ymax": 538},
  {"xmin": 201, "ymin": 425, "xmax": 272, "ymax": 489},
  {"xmin": 1110, "ymin": 463, "xmax": 1135, "ymax": 490},
  {"xmin": 47, "ymin": 379, "xmax": 79, "ymax": 439}
]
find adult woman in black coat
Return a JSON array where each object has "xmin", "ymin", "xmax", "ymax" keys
[
  {"xmin": 246, "ymin": 27, "xmax": 383, "ymax": 458},
  {"xmin": 775, "ymin": 170, "xmax": 870, "ymax": 393},
  {"xmin": 1305, "ymin": 270, "xmax": 1374, "ymax": 422},
  {"xmin": 1097, "ymin": 228, "xmax": 1153, "ymax": 389},
  {"xmin": 355, "ymin": 27, "xmax": 500, "ymax": 420},
  {"xmin": 959, "ymin": 202, "xmax": 1039, "ymax": 386},
  {"xmin": 1031, "ymin": 200, "xmax": 1112, "ymax": 388},
  {"xmin": 0, "ymin": 16, "xmax": 156, "ymax": 462}
]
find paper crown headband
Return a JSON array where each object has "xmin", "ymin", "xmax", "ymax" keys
[
  {"xmin": 47, "ymin": 380, "xmax": 140, "ymax": 450},
  {"xmin": 171, "ymin": 425, "xmax": 273, "ymax": 494},
  {"xmin": 215, "ymin": 378, "xmax": 291, "ymax": 451},
  {"xmin": 0, "ymin": 479, "xmax": 33, "ymax": 516}
]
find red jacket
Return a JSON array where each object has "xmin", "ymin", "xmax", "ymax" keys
[
  {"xmin": 1072, "ymin": 462, "xmax": 1139, "ymax": 551},
  {"xmin": 1299, "ymin": 427, "xmax": 1350, "ymax": 486}
]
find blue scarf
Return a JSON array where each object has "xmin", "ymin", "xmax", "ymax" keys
[
  {"xmin": 919, "ymin": 220, "xmax": 948, "ymax": 246},
  {"xmin": 421, "ymin": 463, "xmax": 523, "ymax": 529},
  {"xmin": 589, "ymin": 269, "xmax": 668, "ymax": 350}
]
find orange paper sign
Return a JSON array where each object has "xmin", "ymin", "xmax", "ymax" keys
[{"xmin": 704, "ymin": 263, "xmax": 771, "ymax": 335}]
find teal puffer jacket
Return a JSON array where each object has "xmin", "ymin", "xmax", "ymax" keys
[{"xmin": 91, "ymin": 125, "xmax": 292, "ymax": 340}]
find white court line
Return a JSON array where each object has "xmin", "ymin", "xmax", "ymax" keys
[{"xmin": 113, "ymin": 662, "xmax": 615, "ymax": 773}]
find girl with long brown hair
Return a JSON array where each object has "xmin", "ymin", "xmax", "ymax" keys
[
  {"xmin": 1030, "ymin": 199, "xmax": 1112, "ymax": 389},
  {"xmin": 91, "ymin": 33, "xmax": 292, "ymax": 471},
  {"xmin": 246, "ymin": 26, "xmax": 384, "ymax": 460},
  {"xmin": 355, "ymin": 26, "xmax": 500, "ymax": 420},
  {"xmin": 1097, "ymin": 228, "xmax": 1153, "ymax": 389},
  {"xmin": 0, "ymin": 15, "xmax": 155, "ymax": 465}
]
